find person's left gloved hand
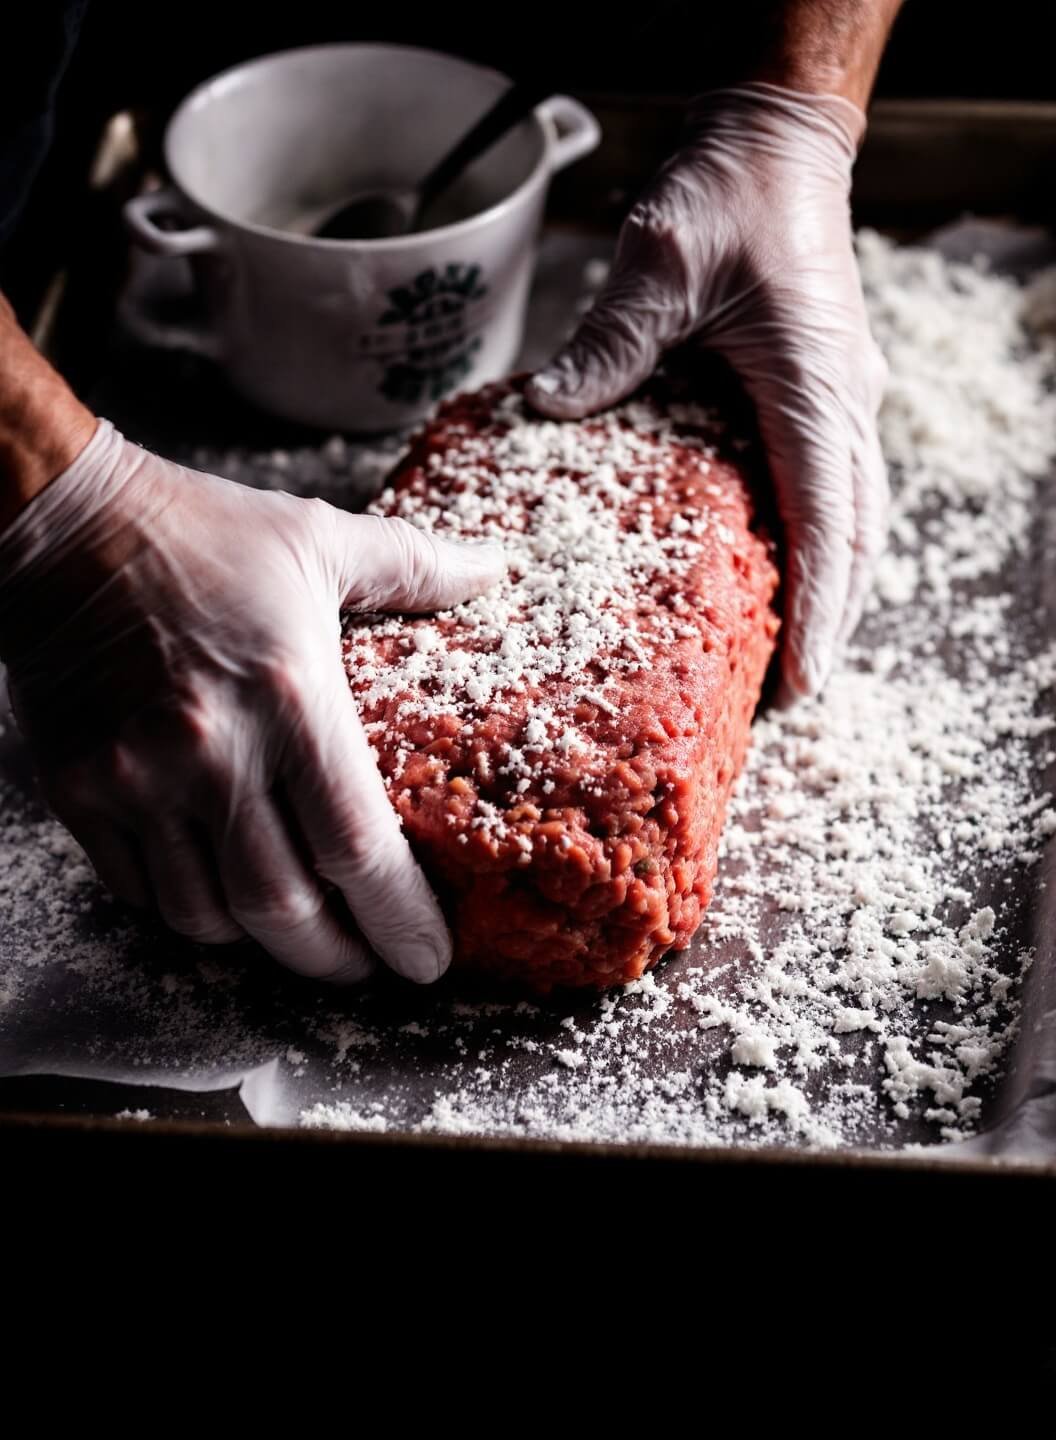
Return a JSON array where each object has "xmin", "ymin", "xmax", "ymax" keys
[
  {"xmin": 527, "ymin": 83, "xmax": 888, "ymax": 701},
  {"xmin": 0, "ymin": 420, "xmax": 505, "ymax": 983}
]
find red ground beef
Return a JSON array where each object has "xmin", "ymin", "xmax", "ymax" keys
[{"xmin": 344, "ymin": 377, "xmax": 780, "ymax": 990}]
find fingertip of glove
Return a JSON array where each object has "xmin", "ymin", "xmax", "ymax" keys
[
  {"xmin": 392, "ymin": 935, "xmax": 452, "ymax": 986},
  {"xmin": 527, "ymin": 370, "xmax": 562, "ymax": 399},
  {"xmin": 438, "ymin": 535, "xmax": 507, "ymax": 594},
  {"xmin": 775, "ymin": 641, "xmax": 830, "ymax": 709},
  {"xmin": 525, "ymin": 369, "xmax": 590, "ymax": 420}
]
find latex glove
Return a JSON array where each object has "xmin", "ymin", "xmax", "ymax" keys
[
  {"xmin": 0, "ymin": 421, "xmax": 504, "ymax": 983},
  {"xmin": 527, "ymin": 83, "xmax": 888, "ymax": 700}
]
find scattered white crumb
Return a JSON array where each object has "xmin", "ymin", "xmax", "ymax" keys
[{"xmin": 301, "ymin": 1103, "xmax": 389, "ymax": 1133}]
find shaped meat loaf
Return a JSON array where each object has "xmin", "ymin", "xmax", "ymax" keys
[{"xmin": 343, "ymin": 378, "xmax": 780, "ymax": 990}]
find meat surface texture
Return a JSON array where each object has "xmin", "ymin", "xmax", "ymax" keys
[{"xmin": 343, "ymin": 377, "xmax": 780, "ymax": 990}]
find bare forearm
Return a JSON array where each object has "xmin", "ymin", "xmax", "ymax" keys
[
  {"xmin": 0, "ymin": 294, "xmax": 96, "ymax": 532},
  {"xmin": 740, "ymin": 0, "xmax": 905, "ymax": 107}
]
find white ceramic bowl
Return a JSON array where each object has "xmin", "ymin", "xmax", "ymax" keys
[{"xmin": 123, "ymin": 43, "xmax": 600, "ymax": 431}]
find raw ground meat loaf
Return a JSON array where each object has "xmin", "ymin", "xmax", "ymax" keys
[{"xmin": 343, "ymin": 377, "xmax": 780, "ymax": 990}]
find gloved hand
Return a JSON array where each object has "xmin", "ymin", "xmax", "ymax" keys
[
  {"xmin": 0, "ymin": 420, "xmax": 505, "ymax": 983},
  {"xmin": 527, "ymin": 83, "xmax": 888, "ymax": 700}
]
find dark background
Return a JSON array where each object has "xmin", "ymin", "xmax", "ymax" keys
[
  {"xmin": 4, "ymin": 1, "xmax": 1055, "ymax": 313},
  {"xmin": 33, "ymin": 1, "xmax": 1056, "ymax": 112},
  {"xmin": 41, "ymin": 1, "xmax": 1056, "ymax": 106}
]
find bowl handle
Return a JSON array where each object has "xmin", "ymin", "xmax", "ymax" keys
[
  {"xmin": 536, "ymin": 96, "xmax": 602, "ymax": 173},
  {"xmin": 124, "ymin": 188, "xmax": 222, "ymax": 257},
  {"xmin": 121, "ymin": 189, "xmax": 225, "ymax": 359}
]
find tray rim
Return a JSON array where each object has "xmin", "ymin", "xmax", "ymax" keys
[{"xmin": 3, "ymin": 1108, "xmax": 1055, "ymax": 1178}]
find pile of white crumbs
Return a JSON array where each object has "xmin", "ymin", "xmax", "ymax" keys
[{"xmin": 2, "ymin": 231, "xmax": 1056, "ymax": 1150}]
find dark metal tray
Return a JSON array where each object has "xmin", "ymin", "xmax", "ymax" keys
[{"xmin": 3, "ymin": 97, "xmax": 1056, "ymax": 1188}]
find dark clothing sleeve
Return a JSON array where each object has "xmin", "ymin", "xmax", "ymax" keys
[{"xmin": 0, "ymin": 2, "xmax": 90, "ymax": 249}]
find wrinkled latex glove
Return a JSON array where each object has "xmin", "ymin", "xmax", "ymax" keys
[
  {"xmin": 0, "ymin": 421, "xmax": 505, "ymax": 983},
  {"xmin": 527, "ymin": 83, "xmax": 888, "ymax": 700}
]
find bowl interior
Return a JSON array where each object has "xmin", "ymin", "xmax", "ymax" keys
[{"xmin": 166, "ymin": 44, "xmax": 545, "ymax": 237}]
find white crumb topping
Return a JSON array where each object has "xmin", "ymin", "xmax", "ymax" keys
[{"xmin": 344, "ymin": 388, "xmax": 737, "ymax": 831}]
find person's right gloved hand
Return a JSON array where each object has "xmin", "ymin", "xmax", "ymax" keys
[
  {"xmin": 527, "ymin": 84, "xmax": 889, "ymax": 702},
  {"xmin": 0, "ymin": 420, "xmax": 505, "ymax": 983}
]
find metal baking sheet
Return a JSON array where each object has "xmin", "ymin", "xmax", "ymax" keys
[{"xmin": 2, "ymin": 219, "xmax": 1056, "ymax": 1162}]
